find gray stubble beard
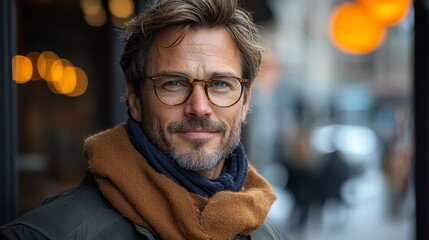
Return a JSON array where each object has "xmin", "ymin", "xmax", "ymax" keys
[{"xmin": 142, "ymin": 116, "xmax": 242, "ymax": 172}]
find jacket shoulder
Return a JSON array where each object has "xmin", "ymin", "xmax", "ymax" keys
[
  {"xmin": 252, "ymin": 218, "xmax": 287, "ymax": 240},
  {"xmin": 0, "ymin": 176, "xmax": 140, "ymax": 240}
]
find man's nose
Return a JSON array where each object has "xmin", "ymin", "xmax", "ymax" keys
[{"xmin": 183, "ymin": 84, "xmax": 213, "ymax": 118}]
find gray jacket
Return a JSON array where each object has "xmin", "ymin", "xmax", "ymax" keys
[{"xmin": 0, "ymin": 176, "xmax": 286, "ymax": 240}]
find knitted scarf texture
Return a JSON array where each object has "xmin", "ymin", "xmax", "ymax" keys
[{"xmin": 86, "ymin": 123, "xmax": 276, "ymax": 240}]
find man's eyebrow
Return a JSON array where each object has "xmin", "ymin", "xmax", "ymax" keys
[
  {"xmin": 152, "ymin": 70, "xmax": 188, "ymax": 76},
  {"xmin": 151, "ymin": 71, "xmax": 241, "ymax": 78},
  {"xmin": 211, "ymin": 71, "xmax": 240, "ymax": 77}
]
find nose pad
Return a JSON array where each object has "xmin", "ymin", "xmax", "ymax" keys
[{"xmin": 184, "ymin": 84, "xmax": 212, "ymax": 117}]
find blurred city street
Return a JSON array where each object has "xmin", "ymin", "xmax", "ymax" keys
[{"xmin": 267, "ymin": 171, "xmax": 414, "ymax": 240}]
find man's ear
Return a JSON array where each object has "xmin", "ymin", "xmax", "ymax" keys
[
  {"xmin": 241, "ymin": 87, "xmax": 252, "ymax": 122},
  {"xmin": 126, "ymin": 81, "xmax": 143, "ymax": 122}
]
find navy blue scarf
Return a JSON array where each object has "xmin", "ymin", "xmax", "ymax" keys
[{"xmin": 125, "ymin": 118, "xmax": 248, "ymax": 198}]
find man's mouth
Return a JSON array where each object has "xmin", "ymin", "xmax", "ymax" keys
[
  {"xmin": 176, "ymin": 129, "xmax": 218, "ymax": 139},
  {"xmin": 168, "ymin": 118, "xmax": 226, "ymax": 134}
]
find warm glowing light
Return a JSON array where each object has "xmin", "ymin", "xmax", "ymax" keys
[
  {"xmin": 111, "ymin": 15, "xmax": 128, "ymax": 29},
  {"xmin": 108, "ymin": 0, "xmax": 134, "ymax": 19},
  {"xmin": 18, "ymin": 50, "xmax": 88, "ymax": 97},
  {"xmin": 52, "ymin": 65, "xmax": 77, "ymax": 94},
  {"xmin": 66, "ymin": 67, "xmax": 89, "ymax": 97},
  {"xmin": 49, "ymin": 59, "xmax": 65, "ymax": 82},
  {"xmin": 38, "ymin": 51, "xmax": 59, "ymax": 80},
  {"xmin": 80, "ymin": 0, "xmax": 102, "ymax": 15},
  {"xmin": 83, "ymin": 7, "xmax": 107, "ymax": 27},
  {"xmin": 81, "ymin": 0, "xmax": 106, "ymax": 27},
  {"xmin": 12, "ymin": 55, "xmax": 33, "ymax": 84},
  {"xmin": 50, "ymin": 59, "xmax": 76, "ymax": 94},
  {"xmin": 329, "ymin": 3, "xmax": 387, "ymax": 55},
  {"xmin": 26, "ymin": 52, "xmax": 42, "ymax": 80},
  {"xmin": 358, "ymin": 0, "xmax": 411, "ymax": 26}
]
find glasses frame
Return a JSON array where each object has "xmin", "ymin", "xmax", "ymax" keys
[{"xmin": 144, "ymin": 74, "xmax": 249, "ymax": 108}]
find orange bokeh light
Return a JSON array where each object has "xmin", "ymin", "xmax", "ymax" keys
[
  {"xmin": 329, "ymin": 3, "xmax": 387, "ymax": 55},
  {"xmin": 15, "ymin": 50, "xmax": 89, "ymax": 97},
  {"xmin": 81, "ymin": 0, "xmax": 106, "ymax": 27},
  {"xmin": 26, "ymin": 52, "xmax": 42, "ymax": 80},
  {"xmin": 108, "ymin": 0, "xmax": 134, "ymax": 19},
  {"xmin": 49, "ymin": 59, "xmax": 65, "ymax": 82},
  {"xmin": 38, "ymin": 51, "xmax": 59, "ymax": 80},
  {"xmin": 12, "ymin": 55, "xmax": 33, "ymax": 84},
  {"xmin": 66, "ymin": 67, "xmax": 89, "ymax": 97},
  {"xmin": 358, "ymin": 0, "xmax": 411, "ymax": 26},
  {"xmin": 53, "ymin": 66, "xmax": 77, "ymax": 94},
  {"xmin": 50, "ymin": 60, "xmax": 77, "ymax": 94}
]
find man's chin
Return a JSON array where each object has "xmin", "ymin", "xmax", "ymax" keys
[
  {"xmin": 187, "ymin": 138, "xmax": 211, "ymax": 149},
  {"xmin": 170, "ymin": 136, "xmax": 214, "ymax": 151},
  {"xmin": 171, "ymin": 150, "xmax": 222, "ymax": 172}
]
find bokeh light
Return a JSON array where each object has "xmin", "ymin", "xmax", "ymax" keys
[
  {"xmin": 26, "ymin": 51, "xmax": 42, "ymax": 80},
  {"xmin": 52, "ymin": 65, "xmax": 77, "ymax": 94},
  {"xmin": 66, "ymin": 67, "xmax": 89, "ymax": 97},
  {"xmin": 358, "ymin": 0, "xmax": 411, "ymax": 26},
  {"xmin": 38, "ymin": 51, "xmax": 59, "ymax": 80},
  {"xmin": 14, "ymin": 50, "xmax": 89, "ymax": 97},
  {"xmin": 329, "ymin": 3, "xmax": 387, "ymax": 55},
  {"xmin": 83, "ymin": 8, "xmax": 107, "ymax": 27},
  {"xmin": 80, "ymin": 0, "xmax": 102, "ymax": 15},
  {"xmin": 48, "ymin": 59, "xmax": 75, "ymax": 94},
  {"xmin": 108, "ymin": 0, "xmax": 134, "ymax": 19},
  {"xmin": 49, "ymin": 59, "xmax": 66, "ymax": 82},
  {"xmin": 110, "ymin": 15, "xmax": 128, "ymax": 29},
  {"xmin": 81, "ymin": 0, "xmax": 107, "ymax": 27},
  {"xmin": 12, "ymin": 55, "xmax": 33, "ymax": 84}
]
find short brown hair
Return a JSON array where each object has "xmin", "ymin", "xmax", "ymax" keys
[{"xmin": 120, "ymin": 0, "xmax": 264, "ymax": 96}]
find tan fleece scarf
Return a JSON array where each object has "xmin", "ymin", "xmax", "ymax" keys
[{"xmin": 85, "ymin": 124, "xmax": 276, "ymax": 240}]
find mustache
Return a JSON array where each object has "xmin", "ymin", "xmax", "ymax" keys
[{"xmin": 167, "ymin": 117, "xmax": 226, "ymax": 133}]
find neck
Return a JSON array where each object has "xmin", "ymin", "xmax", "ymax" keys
[{"xmin": 198, "ymin": 160, "xmax": 225, "ymax": 179}]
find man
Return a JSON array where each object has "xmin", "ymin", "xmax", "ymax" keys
[{"xmin": 0, "ymin": 0, "xmax": 284, "ymax": 239}]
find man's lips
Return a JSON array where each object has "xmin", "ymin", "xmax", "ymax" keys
[{"xmin": 176, "ymin": 129, "xmax": 218, "ymax": 139}]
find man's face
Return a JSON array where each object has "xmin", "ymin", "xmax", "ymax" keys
[{"xmin": 129, "ymin": 27, "xmax": 251, "ymax": 173}]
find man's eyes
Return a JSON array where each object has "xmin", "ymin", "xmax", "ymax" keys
[
  {"xmin": 211, "ymin": 80, "xmax": 230, "ymax": 89},
  {"xmin": 165, "ymin": 81, "xmax": 183, "ymax": 86},
  {"xmin": 158, "ymin": 76, "xmax": 237, "ymax": 90},
  {"xmin": 162, "ymin": 80, "xmax": 188, "ymax": 88},
  {"xmin": 210, "ymin": 77, "xmax": 239, "ymax": 90}
]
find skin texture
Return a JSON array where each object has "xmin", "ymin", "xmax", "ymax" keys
[{"xmin": 127, "ymin": 27, "xmax": 252, "ymax": 179}]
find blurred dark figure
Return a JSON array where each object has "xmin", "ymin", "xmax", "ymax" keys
[{"xmin": 284, "ymin": 127, "xmax": 354, "ymax": 227}]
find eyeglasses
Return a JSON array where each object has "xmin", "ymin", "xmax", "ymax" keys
[{"xmin": 144, "ymin": 74, "xmax": 248, "ymax": 108}]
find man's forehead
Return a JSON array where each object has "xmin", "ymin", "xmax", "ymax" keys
[
  {"xmin": 143, "ymin": 26, "xmax": 243, "ymax": 79},
  {"xmin": 148, "ymin": 27, "xmax": 241, "ymax": 67},
  {"xmin": 153, "ymin": 26, "xmax": 233, "ymax": 47}
]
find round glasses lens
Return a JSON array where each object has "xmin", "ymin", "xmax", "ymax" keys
[
  {"xmin": 207, "ymin": 76, "xmax": 242, "ymax": 107},
  {"xmin": 153, "ymin": 75, "xmax": 190, "ymax": 105}
]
